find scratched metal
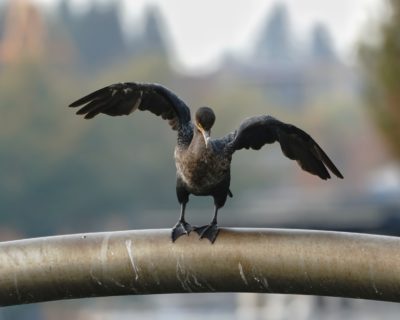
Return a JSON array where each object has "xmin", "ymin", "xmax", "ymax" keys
[{"xmin": 1, "ymin": 228, "xmax": 400, "ymax": 306}]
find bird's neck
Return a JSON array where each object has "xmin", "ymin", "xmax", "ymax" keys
[{"xmin": 191, "ymin": 128, "xmax": 208, "ymax": 153}]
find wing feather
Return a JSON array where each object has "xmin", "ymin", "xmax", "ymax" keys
[
  {"xmin": 225, "ymin": 115, "xmax": 343, "ymax": 180},
  {"xmin": 69, "ymin": 82, "xmax": 191, "ymax": 131}
]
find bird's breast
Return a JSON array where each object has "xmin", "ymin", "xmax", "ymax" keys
[{"xmin": 174, "ymin": 146, "xmax": 231, "ymax": 195}]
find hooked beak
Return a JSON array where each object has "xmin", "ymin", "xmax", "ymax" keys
[{"xmin": 198, "ymin": 126, "xmax": 211, "ymax": 148}]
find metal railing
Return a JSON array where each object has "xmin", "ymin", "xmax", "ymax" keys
[{"xmin": 1, "ymin": 228, "xmax": 400, "ymax": 306}]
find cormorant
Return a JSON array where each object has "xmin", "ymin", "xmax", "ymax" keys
[{"xmin": 69, "ymin": 82, "xmax": 343, "ymax": 243}]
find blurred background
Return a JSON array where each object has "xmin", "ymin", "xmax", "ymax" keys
[{"xmin": 1, "ymin": 0, "xmax": 400, "ymax": 318}]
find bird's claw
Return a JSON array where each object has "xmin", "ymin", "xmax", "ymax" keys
[
  {"xmin": 194, "ymin": 224, "xmax": 220, "ymax": 243},
  {"xmin": 171, "ymin": 220, "xmax": 193, "ymax": 242}
]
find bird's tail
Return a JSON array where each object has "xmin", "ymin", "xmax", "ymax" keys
[{"xmin": 228, "ymin": 189, "xmax": 233, "ymax": 197}]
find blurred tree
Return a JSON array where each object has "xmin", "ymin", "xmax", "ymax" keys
[
  {"xmin": 359, "ymin": 0, "xmax": 400, "ymax": 159},
  {"xmin": 138, "ymin": 5, "xmax": 169, "ymax": 56},
  {"xmin": 310, "ymin": 22, "xmax": 336, "ymax": 62},
  {"xmin": 0, "ymin": 0, "xmax": 47, "ymax": 64},
  {"xmin": 254, "ymin": 3, "xmax": 294, "ymax": 64},
  {"xmin": 58, "ymin": 0, "xmax": 128, "ymax": 70}
]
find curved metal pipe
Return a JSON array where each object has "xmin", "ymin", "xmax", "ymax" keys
[{"xmin": 1, "ymin": 228, "xmax": 400, "ymax": 306}]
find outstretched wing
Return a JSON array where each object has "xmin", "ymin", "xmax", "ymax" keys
[
  {"xmin": 69, "ymin": 82, "xmax": 191, "ymax": 131},
  {"xmin": 225, "ymin": 115, "xmax": 343, "ymax": 180}
]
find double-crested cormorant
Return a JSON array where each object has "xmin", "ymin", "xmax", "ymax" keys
[{"xmin": 69, "ymin": 82, "xmax": 343, "ymax": 243}]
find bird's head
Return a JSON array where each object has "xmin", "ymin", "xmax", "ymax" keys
[{"xmin": 195, "ymin": 106, "xmax": 215, "ymax": 148}]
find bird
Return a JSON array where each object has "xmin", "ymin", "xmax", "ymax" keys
[{"xmin": 69, "ymin": 82, "xmax": 343, "ymax": 243}]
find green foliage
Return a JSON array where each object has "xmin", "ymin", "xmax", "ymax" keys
[{"xmin": 359, "ymin": 0, "xmax": 400, "ymax": 159}]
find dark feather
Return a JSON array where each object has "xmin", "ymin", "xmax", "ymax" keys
[
  {"xmin": 225, "ymin": 115, "xmax": 343, "ymax": 180},
  {"xmin": 69, "ymin": 86, "xmax": 110, "ymax": 107},
  {"xmin": 69, "ymin": 82, "xmax": 191, "ymax": 131}
]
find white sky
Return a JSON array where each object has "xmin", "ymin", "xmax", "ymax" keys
[{"xmin": 32, "ymin": 0, "xmax": 383, "ymax": 69}]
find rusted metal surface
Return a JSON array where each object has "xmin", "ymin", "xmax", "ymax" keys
[{"xmin": 0, "ymin": 228, "xmax": 400, "ymax": 306}]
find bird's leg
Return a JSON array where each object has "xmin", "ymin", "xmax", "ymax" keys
[
  {"xmin": 194, "ymin": 205, "xmax": 220, "ymax": 243},
  {"xmin": 171, "ymin": 202, "xmax": 193, "ymax": 242}
]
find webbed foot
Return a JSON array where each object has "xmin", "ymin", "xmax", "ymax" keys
[
  {"xmin": 171, "ymin": 220, "xmax": 193, "ymax": 242},
  {"xmin": 194, "ymin": 223, "xmax": 220, "ymax": 243}
]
